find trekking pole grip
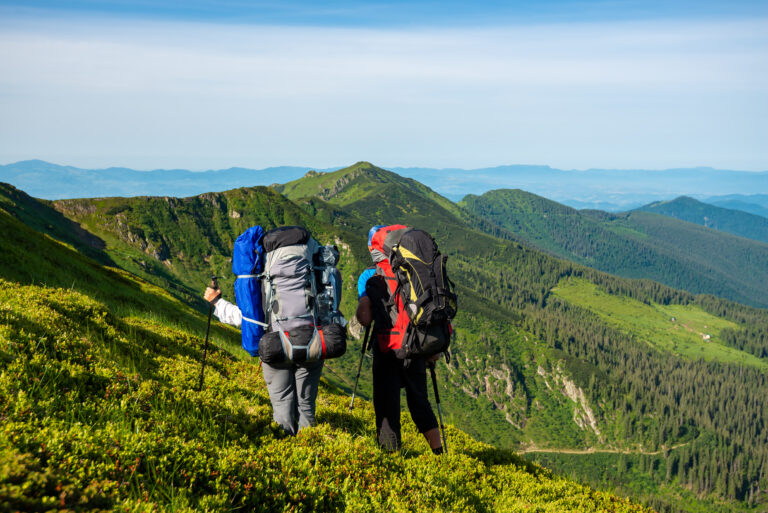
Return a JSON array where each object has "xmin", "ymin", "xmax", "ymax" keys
[{"xmin": 209, "ymin": 275, "xmax": 219, "ymax": 290}]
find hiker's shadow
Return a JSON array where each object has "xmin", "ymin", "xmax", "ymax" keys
[
  {"xmin": 317, "ymin": 409, "xmax": 369, "ymax": 436},
  {"xmin": 466, "ymin": 446, "xmax": 546, "ymax": 475},
  {"xmin": 111, "ymin": 317, "xmax": 247, "ymax": 383}
]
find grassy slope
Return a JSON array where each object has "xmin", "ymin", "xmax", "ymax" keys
[
  {"xmin": 636, "ymin": 196, "xmax": 768, "ymax": 244},
  {"xmin": 0, "ymin": 183, "xmax": 114, "ymax": 266},
  {"xmin": 0, "ymin": 209, "xmax": 650, "ymax": 513},
  {"xmin": 2, "ymin": 176, "xmax": 549, "ymax": 451},
  {"xmin": 551, "ymin": 278, "xmax": 765, "ymax": 369},
  {"xmin": 6, "ymin": 168, "xmax": 604, "ymax": 465},
  {"xmin": 6, "ymin": 166, "xmax": 767, "ymax": 512},
  {"xmin": 459, "ymin": 189, "xmax": 768, "ymax": 308}
]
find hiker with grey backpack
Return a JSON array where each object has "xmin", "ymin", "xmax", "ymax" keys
[
  {"xmin": 204, "ymin": 225, "xmax": 347, "ymax": 436},
  {"xmin": 355, "ymin": 224, "xmax": 456, "ymax": 454}
]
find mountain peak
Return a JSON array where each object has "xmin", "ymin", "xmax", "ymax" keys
[{"xmin": 277, "ymin": 161, "xmax": 398, "ymax": 205}]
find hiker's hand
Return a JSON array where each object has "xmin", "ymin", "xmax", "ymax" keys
[
  {"xmin": 427, "ymin": 353, "xmax": 441, "ymax": 363},
  {"xmin": 204, "ymin": 287, "xmax": 221, "ymax": 304},
  {"xmin": 356, "ymin": 296, "xmax": 373, "ymax": 326}
]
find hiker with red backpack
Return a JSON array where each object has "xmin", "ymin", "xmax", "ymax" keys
[
  {"xmin": 205, "ymin": 225, "xmax": 347, "ymax": 436},
  {"xmin": 355, "ymin": 225, "xmax": 456, "ymax": 454}
]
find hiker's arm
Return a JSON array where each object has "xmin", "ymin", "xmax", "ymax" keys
[
  {"xmin": 213, "ymin": 299, "xmax": 242, "ymax": 327},
  {"xmin": 204, "ymin": 287, "xmax": 242, "ymax": 327},
  {"xmin": 356, "ymin": 296, "xmax": 373, "ymax": 327},
  {"xmin": 356, "ymin": 269, "xmax": 376, "ymax": 327}
]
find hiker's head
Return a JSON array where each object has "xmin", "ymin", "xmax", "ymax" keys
[
  {"xmin": 368, "ymin": 224, "xmax": 410, "ymax": 263},
  {"xmin": 368, "ymin": 225, "xmax": 385, "ymax": 247},
  {"xmin": 368, "ymin": 225, "xmax": 387, "ymax": 263}
]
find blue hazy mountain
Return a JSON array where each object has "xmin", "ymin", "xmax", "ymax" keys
[
  {"xmin": 703, "ymin": 194, "xmax": 768, "ymax": 219},
  {"xmin": 0, "ymin": 160, "xmax": 318, "ymax": 199},
  {"xmin": 392, "ymin": 165, "xmax": 768, "ymax": 208},
  {"xmin": 2, "ymin": 160, "xmax": 766, "ymax": 206}
]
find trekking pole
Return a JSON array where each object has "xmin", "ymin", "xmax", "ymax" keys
[
  {"xmin": 428, "ymin": 360, "xmax": 448, "ymax": 454},
  {"xmin": 198, "ymin": 276, "xmax": 218, "ymax": 391},
  {"xmin": 349, "ymin": 324, "xmax": 372, "ymax": 410}
]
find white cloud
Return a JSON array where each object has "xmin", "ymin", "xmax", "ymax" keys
[{"xmin": 0, "ymin": 16, "xmax": 766, "ymax": 169}]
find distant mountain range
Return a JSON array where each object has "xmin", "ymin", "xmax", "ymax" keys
[
  {"xmin": 392, "ymin": 165, "xmax": 768, "ymax": 207},
  {"xmin": 636, "ymin": 196, "xmax": 768, "ymax": 244},
  {"xmin": 2, "ymin": 160, "xmax": 766, "ymax": 216},
  {"xmin": 704, "ymin": 194, "xmax": 768, "ymax": 219},
  {"xmin": 0, "ymin": 159, "xmax": 316, "ymax": 200}
]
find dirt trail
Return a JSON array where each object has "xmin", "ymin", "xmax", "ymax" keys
[{"xmin": 519, "ymin": 442, "xmax": 689, "ymax": 456}]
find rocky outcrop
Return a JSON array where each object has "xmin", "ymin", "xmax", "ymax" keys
[
  {"xmin": 538, "ymin": 364, "xmax": 601, "ymax": 438},
  {"xmin": 449, "ymin": 353, "xmax": 529, "ymax": 428},
  {"xmin": 318, "ymin": 169, "xmax": 365, "ymax": 201}
]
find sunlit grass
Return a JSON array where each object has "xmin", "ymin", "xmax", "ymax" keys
[{"xmin": 552, "ymin": 278, "xmax": 765, "ymax": 369}]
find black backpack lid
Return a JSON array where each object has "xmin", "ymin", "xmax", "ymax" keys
[
  {"xmin": 383, "ymin": 227, "xmax": 411, "ymax": 256},
  {"xmin": 262, "ymin": 226, "xmax": 311, "ymax": 252},
  {"xmin": 396, "ymin": 229, "xmax": 438, "ymax": 260}
]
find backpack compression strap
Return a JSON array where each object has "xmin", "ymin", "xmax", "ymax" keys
[
  {"xmin": 276, "ymin": 323, "xmax": 322, "ymax": 362},
  {"xmin": 236, "ymin": 273, "xmax": 270, "ymax": 327}
]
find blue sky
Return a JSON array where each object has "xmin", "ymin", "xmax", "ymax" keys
[
  {"xmin": 3, "ymin": 1, "xmax": 767, "ymax": 26},
  {"xmin": 0, "ymin": 1, "xmax": 766, "ymax": 171}
]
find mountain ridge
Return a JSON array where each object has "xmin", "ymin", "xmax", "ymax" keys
[{"xmin": 635, "ymin": 196, "xmax": 768, "ymax": 243}]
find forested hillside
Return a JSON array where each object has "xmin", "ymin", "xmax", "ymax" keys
[
  {"xmin": 459, "ymin": 188, "xmax": 768, "ymax": 308},
  {"xmin": 2, "ymin": 163, "xmax": 767, "ymax": 513},
  {"xmin": 636, "ymin": 196, "xmax": 768, "ymax": 244},
  {"xmin": 0, "ymin": 207, "xmax": 653, "ymax": 512}
]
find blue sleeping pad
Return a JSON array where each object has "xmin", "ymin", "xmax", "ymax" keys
[{"xmin": 232, "ymin": 225, "xmax": 265, "ymax": 356}]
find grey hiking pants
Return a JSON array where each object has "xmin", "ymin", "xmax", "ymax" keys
[{"xmin": 262, "ymin": 360, "xmax": 324, "ymax": 435}]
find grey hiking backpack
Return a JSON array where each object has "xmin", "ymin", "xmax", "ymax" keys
[{"xmin": 257, "ymin": 226, "xmax": 347, "ymax": 365}]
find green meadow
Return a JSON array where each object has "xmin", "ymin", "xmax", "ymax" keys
[{"xmin": 551, "ymin": 278, "xmax": 765, "ymax": 369}]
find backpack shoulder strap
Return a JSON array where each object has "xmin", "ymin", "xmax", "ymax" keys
[{"xmin": 375, "ymin": 261, "xmax": 399, "ymax": 295}]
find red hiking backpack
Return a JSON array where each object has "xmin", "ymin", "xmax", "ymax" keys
[{"xmin": 367, "ymin": 225, "xmax": 456, "ymax": 358}]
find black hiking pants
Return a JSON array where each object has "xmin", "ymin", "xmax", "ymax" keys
[{"xmin": 372, "ymin": 349, "xmax": 438, "ymax": 451}]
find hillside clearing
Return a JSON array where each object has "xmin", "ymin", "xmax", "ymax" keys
[{"xmin": 551, "ymin": 278, "xmax": 765, "ymax": 369}]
